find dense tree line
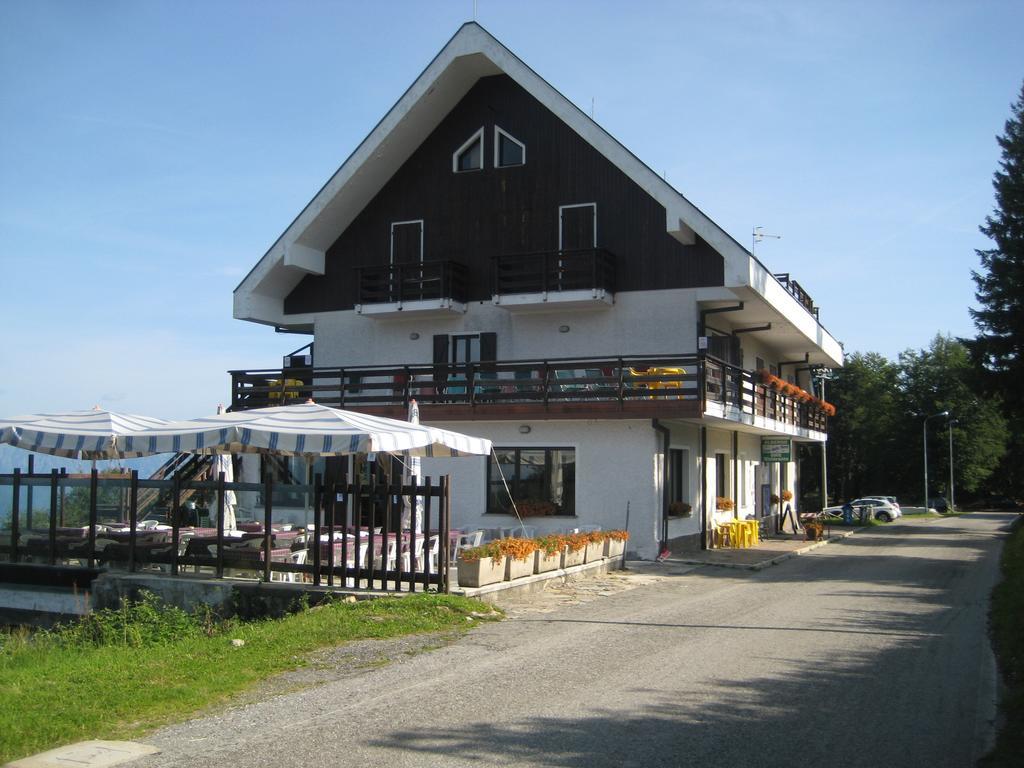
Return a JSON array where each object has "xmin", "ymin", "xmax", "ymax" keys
[{"xmin": 823, "ymin": 81, "xmax": 1023, "ymax": 506}]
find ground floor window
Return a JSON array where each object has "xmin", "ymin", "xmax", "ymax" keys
[
  {"xmin": 487, "ymin": 447, "xmax": 575, "ymax": 516},
  {"xmin": 715, "ymin": 452, "xmax": 728, "ymax": 499},
  {"xmin": 669, "ymin": 448, "xmax": 689, "ymax": 504}
]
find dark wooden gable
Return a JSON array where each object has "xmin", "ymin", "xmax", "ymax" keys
[{"xmin": 284, "ymin": 74, "xmax": 724, "ymax": 314}]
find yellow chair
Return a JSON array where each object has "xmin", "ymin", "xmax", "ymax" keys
[
  {"xmin": 713, "ymin": 522, "xmax": 732, "ymax": 548},
  {"xmin": 267, "ymin": 378, "xmax": 303, "ymax": 401}
]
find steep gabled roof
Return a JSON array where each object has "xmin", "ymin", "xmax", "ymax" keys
[{"xmin": 234, "ymin": 22, "xmax": 842, "ymax": 366}]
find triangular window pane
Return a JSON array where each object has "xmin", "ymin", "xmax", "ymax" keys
[
  {"xmin": 498, "ymin": 131, "xmax": 524, "ymax": 167},
  {"xmin": 455, "ymin": 132, "xmax": 483, "ymax": 172}
]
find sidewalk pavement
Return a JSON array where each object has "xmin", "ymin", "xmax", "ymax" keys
[{"xmin": 658, "ymin": 528, "xmax": 858, "ymax": 571}]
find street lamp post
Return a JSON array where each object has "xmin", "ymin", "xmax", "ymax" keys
[
  {"xmin": 948, "ymin": 418, "xmax": 959, "ymax": 512},
  {"xmin": 923, "ymin": 411, "xmax": 949, "ymax": 512}
]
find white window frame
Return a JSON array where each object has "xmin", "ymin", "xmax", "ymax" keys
[
  {"xmin": 452, "ymin": 127, "xmax": 485, "ymax": 173},
  {"xmin": 493, "ymin": 125, "xmax": 526, "ymax": 168},
  {"xmin": 389, "ymin": 219, "xmax": 424, "ymax": 264},
  {"xmin": 558, "ymin": 202, "xmax": 597, "ymax": 251}
]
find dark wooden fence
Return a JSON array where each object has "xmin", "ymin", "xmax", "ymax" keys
[{"xmin": 0, "ymin": 469, "xmax": 450, "ymax": 593}]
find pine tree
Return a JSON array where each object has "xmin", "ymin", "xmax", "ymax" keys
[
  {"xmin": 971, "ymin": 81, "xmax": 1024, "ymax": 395},
  {"xmin": 970, "ymin": 81, "xmax": 1024, "ymax": 497}
]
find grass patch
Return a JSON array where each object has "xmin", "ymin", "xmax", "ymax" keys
[
  {"xmin": 0, "ymin": 592, "xmax": 498, "ymax": 764},
  {"xmin": 982, "ymin": 515, "xmax": 1024, "ymax": 766}
]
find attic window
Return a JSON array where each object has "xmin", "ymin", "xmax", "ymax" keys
[
  {"xmin": 495, "ymin": 126, "xmax": 525, "ymax": 167},
  {"xmin": 453, "ymin": 127, "xmax": 484, "ymax": 172}
]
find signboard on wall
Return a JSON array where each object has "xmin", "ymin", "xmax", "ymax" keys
[{"xmin": 761, "ymin": 438, "xmax": 792, "ymax": 463}]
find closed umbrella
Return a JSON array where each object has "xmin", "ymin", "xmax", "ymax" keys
[
  {"xmin": 401, "ymin": 399, "xmax": 425, "ymax": 532},
  {"xmin": 212, "ymin": 405, "xmax": 237, "ymax": 531}
]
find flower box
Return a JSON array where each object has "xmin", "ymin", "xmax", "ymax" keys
[
  {"xmin": 457, "ymin": 554, "xmax": 506, "ymax": 588},
  {"xmin": 505, "ymin": 555, "xmax": 534, "ymax": 581},
  {"xmin": 534, "ymin": 548, "xmax": 562, "ymax": 574},
  {"xmin": 584, "ymin": 540, "xmax": 605, "ymax": 563},
  {"xmin": 562, "ymin": 547, "xmax": 585, "ymax": 568},
  {"xmin": 604, "ymin": 538, "xmax": 625, "ymax": 559}
]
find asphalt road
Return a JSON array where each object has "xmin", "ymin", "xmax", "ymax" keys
[{"xmin": 136, "ymin": 512, "xmax": 1012, "ymax": 768}]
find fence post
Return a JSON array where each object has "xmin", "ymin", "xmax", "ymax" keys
[
  {"xmin": 423, "ymin": 476, "xmax": 433, "ymax": 591},
  {"xmin": 87, "ymin": 469, "xmax": 99, "ymax": 568},
  {"xmin": 263, "ymin": 474, "xmax": 273, "ymax": 583},
  {"xmin": 215, "ymin": 470, "xmax": 226, "ymax": 578},
  {"xmin": 171, "ymin": 474, "xmax": 181, "ymax": 577},
  {"xmin": 441, "ymin": 475, "xmax": 451, "ymax": 594},
  {"xmin": 26, "ymin": 454, "xmax": 34, "ymax": 530},
  {"xmin": 312, "ymin": 472, "xmax": 322, "ymax": 587},
  {"xmin": 49, "ymin": 470, "xmax": 58, "ymax": 566},
  {"xmin": 129, "ymin": 470, "xmax": 139, "ymax": 573},
  {"xmin": 11, "ymin": 468, "xmax": 20, "ymax": 564},
  {"xmin": 327, "ymin": 476, "xmax": 335, "ymax": 588}
]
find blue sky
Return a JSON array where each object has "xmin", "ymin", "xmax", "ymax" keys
[{"xmin": 1, "ymin": 0, "xmax": 1021, "ymax": 420}]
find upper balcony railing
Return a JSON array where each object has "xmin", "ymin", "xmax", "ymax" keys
[
  {"xmin": 772, "ymin": 273, "xmax": 819, "ymax": 320},
  {"xmin": 355, "ymin": 260, "xmax": 468, "ymax": 307},
  {"xmin": 229, "ymin": 354, "xmax": 828, "ymax": 434},
  {"xmin": 492, "ymin": 248, "xmax": 616, "ymax": 298}
]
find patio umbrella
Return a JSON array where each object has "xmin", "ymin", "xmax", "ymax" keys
[
  {"xmin": 0, "ymin": 407, "xmax": 171, "ymax": 459},
  {"xmin": 119, "ymin": 401, "xmax": 491, "ymax": 458}
]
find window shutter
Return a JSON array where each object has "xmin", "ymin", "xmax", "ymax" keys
[
  {"xmin": 480, "ymin": 333, "xmax": 497, "ymax": 362},
  {"xmin": 433, "ymin": 334, "xmax": 449, "ymax": 386},
  {"xmin": 433, "ymin": 334, "xmax": 449, "ymax": 365}
]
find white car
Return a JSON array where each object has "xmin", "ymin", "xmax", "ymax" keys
[{"xmin": 823, "ymin": 497, "xmax": 901, "ymax": 523}]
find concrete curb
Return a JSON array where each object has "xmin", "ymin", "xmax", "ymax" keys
[{"xmin": 667, "ymin": 527, "xmax": 860, "ymax": 572}]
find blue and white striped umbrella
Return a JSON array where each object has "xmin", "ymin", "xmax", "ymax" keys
[
  {"xmin": 0, "ymin": 408, "xmax": 172, "ymax": 459},
  {"xmin": 119, "ymin": 402, "xmax": 491, "ymax": 458}
]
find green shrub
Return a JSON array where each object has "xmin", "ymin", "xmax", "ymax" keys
[{"xmin": 46, "ymin": 591, "xmax": 203, "ymax": 649}]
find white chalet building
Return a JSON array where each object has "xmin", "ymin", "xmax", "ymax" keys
[{"xmin": 232, "ymin": 23, "xmax": 844, "ymax": 559}]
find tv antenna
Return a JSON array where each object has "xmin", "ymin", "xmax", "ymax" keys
[{"xmin": 752, "ymin": 225, "xmax": 781, "ymax": 257}]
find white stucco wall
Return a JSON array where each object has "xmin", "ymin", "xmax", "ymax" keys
[
  {"xmin": 417, "ymin": 419, "xmax": 664, "ymax": 560},
  {"xmin": 312, "ymin": 288, "xmax": 700, "ymax": 366}
]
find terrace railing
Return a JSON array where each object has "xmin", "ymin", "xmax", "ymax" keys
[
  {"xmin": 355, "ymin": 260, "xmax": 468, "ymax": 307},
  {"xmin": 229, "ymin": 354, "xmax": 830, "ymax": 433},
  {"xmin": 0, "ymin": 469, "xmax": 451, "ymax": 593},
  {"xmin": 772, "ymin": 272, "xmax": 819, "ymax": 320},
  {"xmin": 703, "ymin": 357, "xmax": 829, "ymax": 433},
  {"xmin": 492, "ymin": 248, "xmax": 616, "ymax": 297}
]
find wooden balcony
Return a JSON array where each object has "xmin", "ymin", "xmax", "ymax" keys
[
  {"xmin": 354, "ymin": 260, "xmax": 468, "ymax": 317},
  {"xmin": 492, "ymin": 248, "xmax": 616, "ymax": 309},
  {"xmin": 229, "ymin": 355, "xmax": 829, "ymax": 435}
]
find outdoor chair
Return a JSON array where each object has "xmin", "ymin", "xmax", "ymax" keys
[
  {"xmin": 451, "ymin": 529, "xmax": 483, "ymax": 564},
  {"xmin": 417, "ymin": 534, "xmax": 440, "ymax": 573},
  {"xmin": 273, "ymin": 548, "xmax": 308, "ymax": 583}
]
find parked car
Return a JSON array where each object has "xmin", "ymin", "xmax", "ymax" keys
[
  {"xmin": 823, "ymin": 497, "xmax": 901, "ymax": 522},
  {"xmin": 864, "ymin": 499, "xmax": 905, "ymax": 518}
]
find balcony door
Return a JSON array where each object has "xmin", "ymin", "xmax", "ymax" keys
[
  {"xmin": 559, "ymin": 203, "xmax": 596, "ymax": 251},
  {"xmin": 558, "ymin": 203, "xmax": 596, "ymax": 292},
  {"xmin": 390, "ymin": 220, "xmax": 424, "ymax": 301}
]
